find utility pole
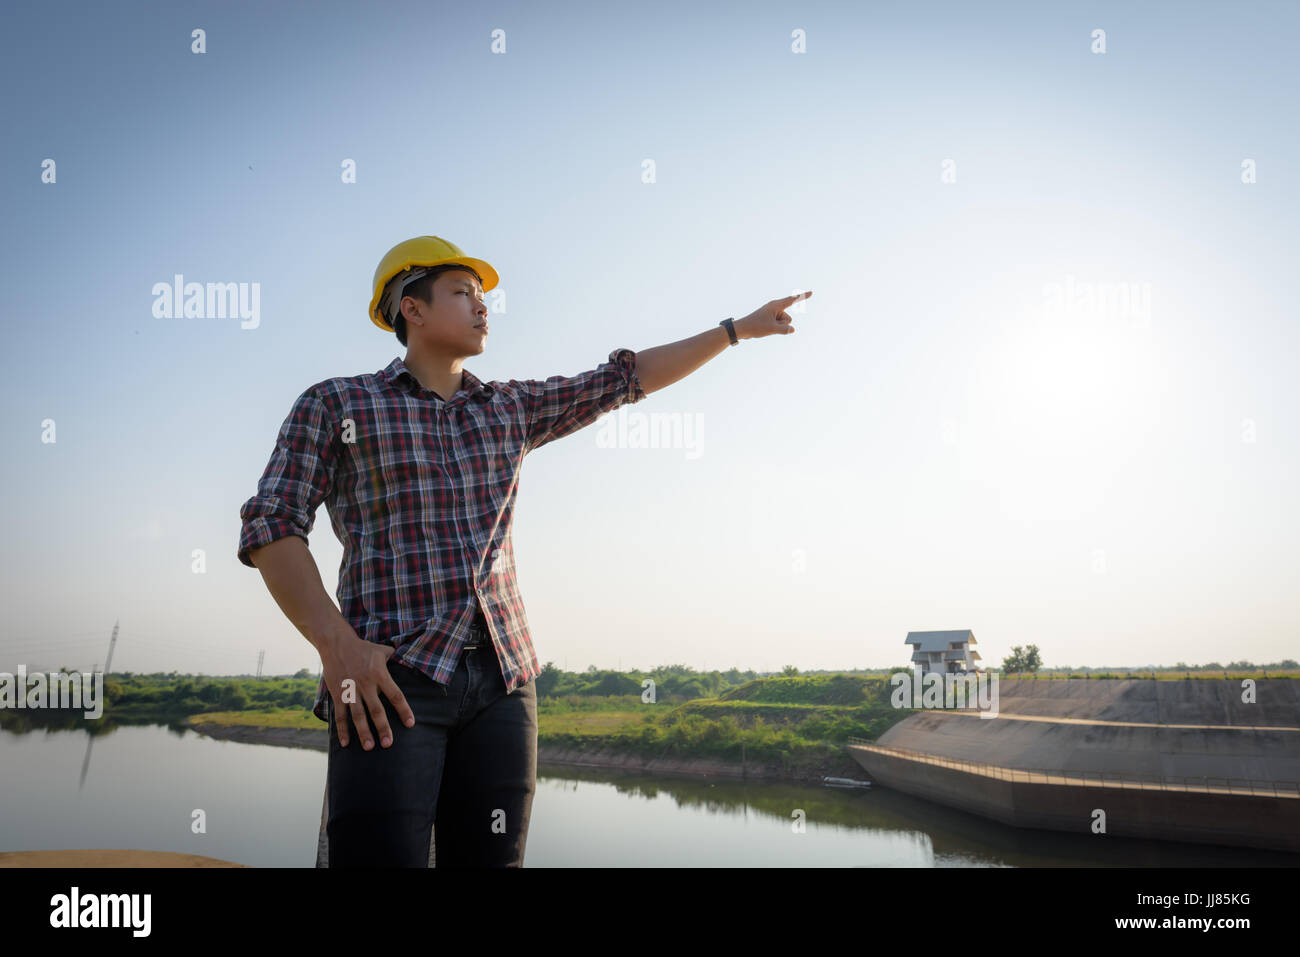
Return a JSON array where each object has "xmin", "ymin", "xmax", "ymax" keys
[
  {"xmin": 101, "ymin": 620, "xmax": 120, "ymax": 675},
  {"xmin": 256, "ymin": 650, "xmax": 265, "ymax": 679},
  {"xmin": 81, "ymin": 620, "xmax": 120, "ymax": 791}
]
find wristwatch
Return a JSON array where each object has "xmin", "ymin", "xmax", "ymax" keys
[{"xmin": 719, "ymin": 317, "xmax": 739, "ymax": 346}]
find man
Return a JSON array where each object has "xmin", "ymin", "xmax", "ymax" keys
[{"xmin": 237, "ymin": 235, "xmax": 811, "ymax": 867}]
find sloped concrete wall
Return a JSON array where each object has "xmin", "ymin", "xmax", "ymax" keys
[
  {"xmin": 878, "ymin": 712, "xmax": 1300, "ymax": 781},
  {"xmin": 859, "ymin": 678, "xmax": 1300, "ymax": 851},
  {"xmin": 852, "ymin": 747, "xmax": 1300, "ymax": 853},
  {"xmin": 878, "ymin": 678, "xmax": 1300, "ymax": 781},
  {"xmin": 986, "ymin": 678, "xmax": 1299, "ymax": 726}
]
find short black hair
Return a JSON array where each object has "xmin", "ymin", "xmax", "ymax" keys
[{"xmin": 391, "ymin": 265, "xmax": 484, "ymax": 348}]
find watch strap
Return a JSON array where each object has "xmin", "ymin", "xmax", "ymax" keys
[{"xmin": 720, "ymin": 317, "xmax": 739, "ymax": 346}]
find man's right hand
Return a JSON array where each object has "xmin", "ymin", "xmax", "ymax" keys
[{"xmin": 319, "ymin": 627, "xmax": 417, "ymax": 750}]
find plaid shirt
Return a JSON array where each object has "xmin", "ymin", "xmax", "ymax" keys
[{"xmin": 238, "ymin": 348, "xmax": 647, "ymax": 722}]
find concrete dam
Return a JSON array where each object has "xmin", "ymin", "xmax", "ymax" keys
[{"xmin": 847, "ymin": 678, "xmax": 1300, "ymax": 853}]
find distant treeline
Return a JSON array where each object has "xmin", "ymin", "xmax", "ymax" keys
[
  {"xmin": 14, "ymin": 662, "xmax": 784, "ymax": 723},
  {"xmin": 11, "ymin": 658, "xmax": 1297, "ymax": 726}
]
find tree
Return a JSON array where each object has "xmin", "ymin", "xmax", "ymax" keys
[
  {"xmin": 219, "ymin": 684, "xmax": 248, "ymax": 709},
  {"xmin": 781, "ymin": 665, "xmax": 800, "ymax": 676},
  {"xmin": 585, "ymin": 672, "xmax": 641, "ymax": 696},
  {"xmin": 652, "ymin": 664, "xmax": 695, "ymax": 678},
  {"xmin": 676, "ymin": 679, "xmax": 708, "ymax": 699},
  {"xmin": 536, "ymin": 662, "xmax": 561, "ymax": 698},
  {"xmin": 1002, "ymin": 645, "xmax": 1043, "ymax": 674}
]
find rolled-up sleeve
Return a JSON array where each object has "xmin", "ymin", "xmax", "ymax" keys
[
  {"xmin": 512, "ymin": 348, "xmax": 647, "ymax": 453},
  {"xmin": 237, "ymin": 388, "xmax": 338, "ymax": 568}
]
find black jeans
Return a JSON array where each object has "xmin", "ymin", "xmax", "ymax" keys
[{"xmin": 325, "ymin": 618, "xmax": 538, "ymax": 867}]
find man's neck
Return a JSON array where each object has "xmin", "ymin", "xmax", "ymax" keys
[{"xmin": 402, "ymin": 348, "xmax": 466, "ymax": 401}]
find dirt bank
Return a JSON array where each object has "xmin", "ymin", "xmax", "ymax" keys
[
  {"xmin": 183, "ymin": 721, "xmax": 865, "ymax": 784},
  {"xmin": 539, "ymin": 744, "xmax": 792, "ymax": 781},
  {"xmin": 186, "ymin": 720, "xmax": 327, "ymax": 751},
  {"xmin": 0, "ymin": 849, "xmax": 246, "ymax": 867},
  {"xmin": 541, "ymin": 745, "xmax": 866, "ymax": 784}
]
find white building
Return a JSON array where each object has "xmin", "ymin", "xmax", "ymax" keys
[{"xmin": 905, "ymin": 630, "xmax": 981, "ymax": 675}]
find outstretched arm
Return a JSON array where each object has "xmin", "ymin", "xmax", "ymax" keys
[{"xmin": 633, "ymin": 291, "xmax": 812, "ymax": 395}]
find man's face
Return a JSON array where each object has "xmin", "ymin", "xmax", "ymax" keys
[{"xmin": 404, "ymin": 269, "xmax": 488, "ymax": 355}]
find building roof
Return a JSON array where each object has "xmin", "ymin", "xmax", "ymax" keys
[{"xmin": 904, "ymin": 630, "xmax": 975, "ymax": 652}]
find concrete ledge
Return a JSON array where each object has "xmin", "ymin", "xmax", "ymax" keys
[{"xmin": 850, "ymin": 746, "xmax": 1300, "ymax": 853}]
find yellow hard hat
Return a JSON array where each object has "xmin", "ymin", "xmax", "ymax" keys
[{"xmin": 369, "ymin": 235, "xmax": 499, "ymax": 332}]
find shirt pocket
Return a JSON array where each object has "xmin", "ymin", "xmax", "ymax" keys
[
  {"xmin": 353, "ymin": 443, "xmax": 439, "ymax": 523},
  {"xmin": 386, "ymin": 444, "xmax": 436, "ymax": 486}
]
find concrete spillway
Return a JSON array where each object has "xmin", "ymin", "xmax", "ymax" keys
[{"xmin": 848, "ymin": 678, "xmax": 1300, "ymax": 853}]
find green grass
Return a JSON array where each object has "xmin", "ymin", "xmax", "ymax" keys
[
  {"xmin": 536, "ymin": 710, "xmax": 647, "ymax": 735},
  {"xmin": 183, "ymin": 707, "xmax": 320, "ymax": 730},
  {"xmin": 180, "ymin": 675, "xmax": 912, "ymax": 773},
  {"xmin": 172, "ymin": 670, "xmax": 1299, "ymax": 781}
]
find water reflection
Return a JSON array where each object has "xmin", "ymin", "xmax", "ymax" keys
[
  {"xmin": 3, "ymin": 723, "xmax": 1298, "ymax": 867},
  {"xmin": 534, "ymin": 763, "xmax": 1300, "ymax": 867}
]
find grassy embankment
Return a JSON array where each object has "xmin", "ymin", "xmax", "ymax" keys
[
  {"xmin": 178, "ymin": 668, "xmax": 1300, "ymax": 777},
  {"xmin": 186, "ymin": 674, "xmax": 913, "ymax": 777},
  {"xmin": 7, "ymin": 665, "xmax": 1293, "ymax": 775}
]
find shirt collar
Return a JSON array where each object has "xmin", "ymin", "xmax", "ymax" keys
[{"xmin": 380, "ymin": 356, "xmax": 494, "ymax": 401}]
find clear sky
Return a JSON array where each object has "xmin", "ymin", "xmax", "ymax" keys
[{"xmin": 3, "ymin": 0, "xmax": 1296, "ymax": 678}]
